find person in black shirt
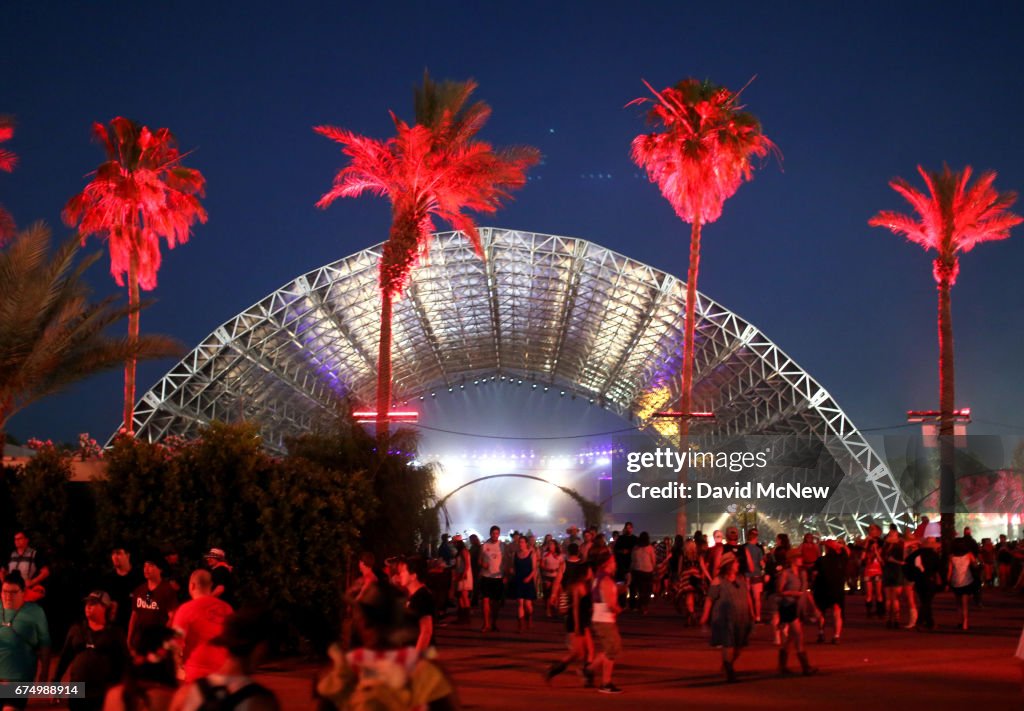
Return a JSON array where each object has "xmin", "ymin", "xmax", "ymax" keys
[
  {"xmin": 204, "ymin": 548, "xmax": 236, "ymax": 608},
  {"xmin": 906, "ymin": 536, "xmax": 942, "ymax": 631},
  {"xmin": 397, "ymin": 556, "xmax": 434, "ymax": 653},
  {"xmin": 52, "ymin": 591, "xmax": 128, "ymax": 711},
  {"xmin": 102, "ymin": 546, "xmax": 143, "ymax": 631},
  {"xmin": 127, "ymin": 553, "xmax": 179, "ymax": 653},
  {"xmin": 613, "ymin": 522, "xmax": 637, "ymax": 584},
  {"xmin": 813, "ymin": 539, "xmax": 849, "ymax": 643}
]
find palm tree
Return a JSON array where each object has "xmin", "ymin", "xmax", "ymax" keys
[
  {"xmin": 0, "ymin": 115, "xmax": 17, "ymax": 244},
  {"xmin": 630, "ymin": 78, "xmax": 777, "ymax": 534},
  {"xmin": 316, "ymin": 72, "xmax": 539, "ymax": 433},
  {"xmin": 870, "ymin": 165, "xmax": 1021, "ymax": 542},
  {"xmin": 0, "ymin": 223, "xmax": 182, "ymax": 446},
  {"xmin": 63, "ymin": 117, "xmax": 206, "ymax": 435}
]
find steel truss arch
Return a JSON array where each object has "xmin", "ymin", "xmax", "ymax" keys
[{"xmin": 126, "ymin": 227, "xmax": 910, "ymax": 532}]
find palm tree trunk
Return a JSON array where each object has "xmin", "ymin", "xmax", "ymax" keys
[
  {"xmin": 936, "ymin": 259, "xmax": 956, "ymax": 548},
  {"xmin": 677, "ymin": 218, "xmax": 702, "ymax": 536},
  {"xmin": 376, "ymin": 287, "xmax": 393, "ymax": 439},
  {"xmin": 123, "ymin": 251, "xmax": 140, "ymax": 436}
]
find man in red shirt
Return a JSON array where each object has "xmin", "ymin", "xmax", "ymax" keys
[{"xmin": 172, "ymin": 570, "xmax": 233, "ymax": 682}]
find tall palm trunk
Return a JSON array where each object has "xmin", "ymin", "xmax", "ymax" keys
[
  {"xmin": 376, "ymin": 287, "xmax": 393, "ymax": 439},
  {"xmin": 936, "ymin": 258, "xmax": 956, "ymax": 547},
  {"xmin": 123, "ymin": 250, "xmax": 140, "ymax": 435},
  {"xmin": 676, "ymin": 218, "xmax": 702, "ymax": 536}
]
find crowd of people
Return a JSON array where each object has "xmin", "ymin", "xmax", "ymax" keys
[{"xmin": 1, "ymin": 520, "xmax": 1022, "ymax": 709}]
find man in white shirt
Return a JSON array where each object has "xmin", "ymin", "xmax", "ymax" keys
[{"xmin": 479, "ymin": 525, "xmax": 505, "ymax": 633}]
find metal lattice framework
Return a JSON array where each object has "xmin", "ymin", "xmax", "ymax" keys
[{"xmin": 128, "ymin": 228, "xmax": 910, "ymax": 531}]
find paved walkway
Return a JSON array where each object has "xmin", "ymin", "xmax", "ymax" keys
[{"xmin": 252, "ymin": 589, "xmax": 1022, "ymax": 709}]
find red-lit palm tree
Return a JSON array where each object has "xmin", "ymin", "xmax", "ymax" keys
[
  {"xmin": 0, "ymin": 115, "xmax": 17, "ymax": 244},
  {"xmin": 63, "ymin": 117, "xmax": 207, "ymax": 435},
  {"xmin": 870, "ymin": 165, "xmax": 1021, "ymax": 542},
  {"xmin": 631, "ymin": 78, "xmax": 776, "ymax": 534},
  {"xmin": 316, "ymin": 73, "xmax": 539, "ymax": 434}
]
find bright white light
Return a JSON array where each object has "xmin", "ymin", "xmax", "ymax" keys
[
  {"xmin": 528, "ymin": 496, "xmax": 549, "ymax": 516},
  {"xmin": 596, "ymin": 456, "xmax": 611, "ymax": 467}
]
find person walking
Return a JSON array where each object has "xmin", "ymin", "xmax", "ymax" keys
[
  {"xmin": 540, "ymin": 539, "xmax": 564, "ymax": 618},
  {"xmin": 700, "ymin": 552, "xmax": 753, "ymax": 683},
  {"xmin": 451, "ymin": 536, "xmax": 473, "ymax": 625},
  {"xmin": 544, "ymin": 563, "xmax": 595, "ymax": 687},
  {"xmin": 478, "ymin": 526, "xmax": 505, "ymax": 633},
  {"xmin": 587, "ymin": 553, "xmax": 623, "ymax": 694},
  {"xmin": 948, "ymin": 539, "xmax": 979, "ymax": 631},
  {"xmin": 906, "ymin": 536, "xmax": 941, "ymax": 631},
  {"xmin": 511, "ymin": 536, "xmax": 537, "ymax": 632},
  {"xmin": 628, "ymin": 532, "xmax": 656, "ymax": 615},
  {"xmin": 813, "ymin": 538, "xmax": 848, "ymax": 644},
  {"xmin": 776, "ymin": 550, "xmax": 817, "ymax": 676}
]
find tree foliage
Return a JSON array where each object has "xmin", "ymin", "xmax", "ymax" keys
[
  {"xmin": 90, "ymin": 421, "xmax": 434, "ymax": 650},
  {"xmin": 0, "ymin": 224, "xmax": 181, "ymax": 444},
  {"xmin": 316, "ymin": 71, "xmax": 539, "ymax": 429},
  {"xmin": 0, "ymin": 115, "xmax": 17, "ymax": 244}
]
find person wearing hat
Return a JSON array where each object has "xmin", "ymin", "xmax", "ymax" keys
[
  {"xmin": 565, "ymin": 526, "xmax": 582, "ymax": 549},
  {"xmin": 700, "ymin": 550, "xmax": 753, "ymax": 683},
  {"xmin": 169, "ymin": 609, "xmax": 279, "ymax": 711},
  {"xmin": 204, "ymin": 549, "xmax": 235, "ymax": 609},
  {"xmin": 52, "ymin": 591, "xmax": 128, "ymax": 711},
  {"xmin": 127, "ymin": 550, "xmax": 179, "ymax": 655}
]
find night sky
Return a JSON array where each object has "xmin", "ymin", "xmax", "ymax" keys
[{"xmin": 4, "ymin": 2, "xmax": 1023, "ymax": 450}]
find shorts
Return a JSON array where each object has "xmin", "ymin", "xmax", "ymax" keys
[
  {"xmin": 779, "ymin": 600, "xmax": 798, "ymax": 624},
  {"xmin": 592, "ymin": 621, "xmax": 622, "ymax": 659},
  {"xmin": 456, "ymin": 578, "xmax": 473, "ymax": 592},
  {"xmin": 480, "ymin": 576, "xmax": 504, "ymax": 600}
]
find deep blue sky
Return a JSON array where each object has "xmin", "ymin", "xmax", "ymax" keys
[{"xmin": 3, "ymin": 2, "xmax": 1023, "ymax": 447}]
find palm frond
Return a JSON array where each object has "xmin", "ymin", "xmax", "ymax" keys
[{"xmin": 0, "ymin": 224, "xmax": 183, "ymax": 432}]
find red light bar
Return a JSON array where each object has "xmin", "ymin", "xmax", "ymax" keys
[
  {"xmin": 353, "ymin": 410, "xmax": 419, "ymax": 423},
  {"xmin": 653, "ymin": 411, "xmax": 716, "ymax": 419},
  {"xmin": 906, "ymin": 408, "xmax": 971, "ymax": 422}
]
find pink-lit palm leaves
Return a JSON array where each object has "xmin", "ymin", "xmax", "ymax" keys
[
  {"xmin": 63, "ymin": 117, "xmax": 207, "ymax": 435},
  {"xmin": 0, "ymin": 116, "xmax": 17, "ymax": 244},
  {"xmin": 316, "ymin": 74, "xmax": 539, "ymax": 433},
  {"xmin": 870, "ymin": 165, "xmax": 1021, "ymax": 541},
  {"xmin": 631, "ymin": 78, "xmax": 776, "ymax": 533}
]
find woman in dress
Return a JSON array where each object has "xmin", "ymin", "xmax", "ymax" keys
[
  {"xmin": 881, "ymin": 530, "xmax": 905, "ymax": 628},
  {"xmin": 541, "ymin": 539, "xmax": 565, "ymax": 617},
  {"xmin": 452, "ymin": 536, "xmax": 473, "ymax": 625},
  {"xmin": 700, "ymin": 551, "xmax": 753, "ymax": 683},
  {"xmin": 512, "ymin": 535, "xmax": 537, "ymax": 631},
  {"xmin": 948, "ymin": 538, "xmax": 979, "ymax": 631},
  {"xmin": 674, "ymin": 540, "xmax": 709, "ymax": 625}
]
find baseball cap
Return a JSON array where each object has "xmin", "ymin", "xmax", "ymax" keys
[
  {"xmin": 84, "ymin": 590, "xmax": 112, "ymax": 606},
  {"xmin": 205, "ymin": 548, "xmax": 226, "ymax": 561}
]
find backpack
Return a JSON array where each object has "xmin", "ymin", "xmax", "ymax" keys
[{"xmin": 196, "ymin": 678, "xmax": 274, "ymax": 711}]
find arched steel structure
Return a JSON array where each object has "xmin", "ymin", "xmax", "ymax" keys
[{"xmin": 127, "ymin": 227, "xmax": 910, "ymax": 532}]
